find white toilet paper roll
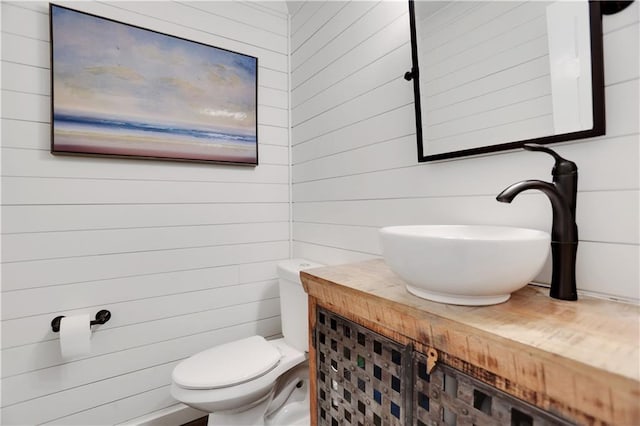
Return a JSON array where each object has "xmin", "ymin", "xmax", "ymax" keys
[{"xmin": 60, "ymin": 314, "xmax": 91, "ymax": 360}]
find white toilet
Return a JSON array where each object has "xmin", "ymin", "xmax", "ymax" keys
[{"xmin": 170, "ymin": 259, "xmax": 323, "ymax": 426}]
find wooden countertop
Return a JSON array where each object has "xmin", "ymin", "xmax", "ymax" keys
[{"xmin": 301, "ymin": 259, "xmax": 640, "ymax": 425}]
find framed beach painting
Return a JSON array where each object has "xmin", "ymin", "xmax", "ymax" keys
[{"xmin": 50, "ymin": 4, "xmax": 258, "ymax": 165}]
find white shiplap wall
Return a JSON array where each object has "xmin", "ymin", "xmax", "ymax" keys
[
  {"xmin": 1, "ymin": 1, "xmax": 289, "ymax": 424},
  {"xmin": 290, "ymin": 1, "xmax": 639, "ymax": 302}
]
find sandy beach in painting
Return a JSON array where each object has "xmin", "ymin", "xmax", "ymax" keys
[{"xmin": 54, "ymin": 114, "xmax": 257, "ymax": 163}]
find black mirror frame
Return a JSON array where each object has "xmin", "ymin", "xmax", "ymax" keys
[{"xmin": 407, "ymin": 0, "xmax": 606, "ymax": 163}]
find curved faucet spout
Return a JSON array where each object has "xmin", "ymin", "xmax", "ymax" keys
[
  {"xmin": 497, "ymin": 179, "xmax": 557, "ymax": 202},
  {"xmin": 496, "ymin": 180, "xmax": 576, "ymax": 243}
]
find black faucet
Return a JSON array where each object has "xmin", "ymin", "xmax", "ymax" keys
[{"xmin": 496, "ymin": 144, "xmax": 578, "ymax": 301}]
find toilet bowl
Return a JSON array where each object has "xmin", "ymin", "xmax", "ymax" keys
[{"xmin": 170, "ymin": 259, "xmax": 323, "ymax": 426}]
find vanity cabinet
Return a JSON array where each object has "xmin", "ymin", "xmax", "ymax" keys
[
  {"xmin": 301, "ymin": 260, "xmax": 640, "ymax": 426},
  {"xmin": 314, "ymin": 307, "xmax": 411, "ymax": 425},
  {"xmin": 314, "ymin": 307, "xmax": 571, "ymax": 426}
]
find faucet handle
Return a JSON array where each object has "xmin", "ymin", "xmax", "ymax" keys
[{"xmin": 523, "ymin": 143, "xmax": 577, "ymax": 176}]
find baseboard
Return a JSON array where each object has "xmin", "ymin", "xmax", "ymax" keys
[{"xmin": 119, "ymin": 403, "xmax": 206, "ymax": 426}]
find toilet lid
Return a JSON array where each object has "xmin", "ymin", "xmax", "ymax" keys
[{"xmin": 172, "ymin": 336, "xmax": 281, "ymax": 390}]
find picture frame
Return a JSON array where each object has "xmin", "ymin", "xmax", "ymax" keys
[{"xmin": 50, "ymin": 4, "xmax": 259, "ymax": 166}]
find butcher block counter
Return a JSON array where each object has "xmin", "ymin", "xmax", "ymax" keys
[{"xmin": 301, "ymin": 259, "xmax": 640, "ymax": 425}]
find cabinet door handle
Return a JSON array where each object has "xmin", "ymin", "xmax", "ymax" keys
[{"xmin": 426, "ymin": 347, "xmax": 438, "ymax": 374}]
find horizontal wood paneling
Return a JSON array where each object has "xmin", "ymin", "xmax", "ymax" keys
[
  {"xmin": 184, "ymin": 2, "xmax": 287, "ymax": 36},
  {"xmin": 1, "ymin": 60, "xmax": 50, "ymax": 94},
  {"xmin": 291, "ymin": 1, "xmax": 345, "ymax": 54},
  {"xmin": 292, "ymin": 42, "xmax": 411, "ymax": 127},
  {"xmin": 1, "ymin": 1, "xmax": 50, "ymax": 39},
  {"xmin": 293, "ymin": 134, "xmax": 639, "ymax": 201},
  {"xmin": 293, "ymin": 132, "xmax": 638, "ymax": 196},
  {"xmin": 2, "ymin": 222, "xmax": 289, "ymax": 262},
  {"xmin": 3, "ymin": 295, "xmax": 281, "ymax": 377},
  {"xmin": 293, "ymin": 78, "xmax": 413, "ymax": 144},
  {"xmin": 293, "ymin": 191, "xmax": 640, "ymax": 246},
  {"xmin": 291, "ymin": 1, "xmax": 377, "ymax": 70},
  {"xmin": 3, "ymin": 240, "xmax": 289, "ymax": 291},
  {"xmin": 603, "ymin": 18, "xmax": 640, "ymax": 84},
  {"xmin": 4, "ymin": 266, "xmax": 235, "ymax": 326},
  {"xmin": 292, "ymin": 2, "xmax": 406, "ymax": 91},
  {"xmin": 258, "ymin": 68, "xmax": 288, "ymax": 91},
  {"xmin": 290, "ymin": 0, "xmax": 324, "ymax": 37},
  {"xmin": 292, "ymin": 241, "xmax": 376, "ymax": 266},
  {"xmin": 2, "ymin": 177, "xmax": 289, "ymax": 204},
  {"xmin": 0, "ymin": 1, "xmax": 289, "ymax": 424},
  {"xmin": 291, "ymin": 0, "xmax": 640, "ymax": 302},
  {"xmin": 260, "ymin": 124, "xmax": 289, "ymax": 146},
  {"xmin": 1, "ymin": 31, "xmax": 49, "ymax": 66},
  {"xmin": 2, "ymin": 148, "xmax": 289, "ymax": 184},
  {"xmin": 260, "ymin": 144, "xmax": 289, "ymax": 163},
  {"xmin": 108, "ymin": 1, "xmax": 288, "ymax": 54},
  {"xmin": 1, "ymin": 90, "xmax": 49, "ymax": 123},
  {"xmin": 293, "ymin": 222, "xmax": 380, "ymax": 254},
  {"xmin": 1, "ymin": 203, "xmax": 289, "ymax": 233},
  {"xmin": 260, "ymin": 86, "xmax": 289, "ymax": 110},
  {"xmin": 243, "ymin": 1, "xmax": 289, "ymax": 19},
  {"xmin": 45, "ymin": 386, "xmax": 176, "ymax": 426},
  {"xmin": 3, "ymin": 362, "xmax": 178, "ymax": 425},
  {"xmin": 2, "ymin": 260, "xmax": 280, "ymax": 347},
  {"xmin": 0, "ymin": 119, "xmax": 49, "ymax": 148},
  {"xmin": 293, "ymin": 134, "xmax": 416, "ymax": 183},
  {"xmin": 292, "ymin": 103, "xmax": 416, "ymax": 164},
  {"xmin": 292, "ymin": 4, "xmax": 409, "ymax": 108}
]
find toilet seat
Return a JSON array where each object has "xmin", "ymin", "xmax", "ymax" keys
[
  {"xmin": 170, "ymin": 337, "xmax": 307, "ymax": 415},
  {"xmin": 172, "ymin": 336, "xmax": 281, "ymax": 390}
]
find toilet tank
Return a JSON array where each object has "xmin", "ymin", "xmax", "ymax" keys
[{"xmin": 277, "ymin": 259, "xmax": 324, "ymax": 352}]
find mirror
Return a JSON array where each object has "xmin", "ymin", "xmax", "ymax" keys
[{"xmin": 407, "ymin": 0, "xmax": 605, "ymax": 162}]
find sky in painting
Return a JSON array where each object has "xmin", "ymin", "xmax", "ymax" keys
[{"xmin": 51, "ymin": 5, "xmax": 257, "ymax": 136}]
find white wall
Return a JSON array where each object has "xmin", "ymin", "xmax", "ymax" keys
[
  {"xmin": 290, "ymin": 1, "xmax": 639, "ymax": 303},
  {"xmin": 1, "ymin": 1, "xmax": 289, "ymax": 424}
]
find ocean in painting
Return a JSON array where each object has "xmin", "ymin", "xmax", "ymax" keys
[{"xmin": 53, "ymin": 113, "xmax": 257, "ymax": 163}]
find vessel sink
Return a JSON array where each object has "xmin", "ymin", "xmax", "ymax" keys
[{"xmin": 379, "ymin": 225, "xmax": 550, "ymax": 306}]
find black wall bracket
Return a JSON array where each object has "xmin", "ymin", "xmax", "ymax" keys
[
  {"xmin": 403, "ymin": 67, "xmax": 417, "ymax": 81},
  {"xmin": 51, "ymin": 309, "xmax": 111, "ymax": 332}
]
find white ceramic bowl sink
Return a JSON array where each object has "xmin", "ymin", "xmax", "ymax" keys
[{"xmin": 379, "ymin": 225, "xmax": 550, "ymax": 306}]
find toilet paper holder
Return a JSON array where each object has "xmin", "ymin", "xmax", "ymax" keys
[{"xmin": 51, "ymin": 309, "xmax": 111, "ymax": 332}]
